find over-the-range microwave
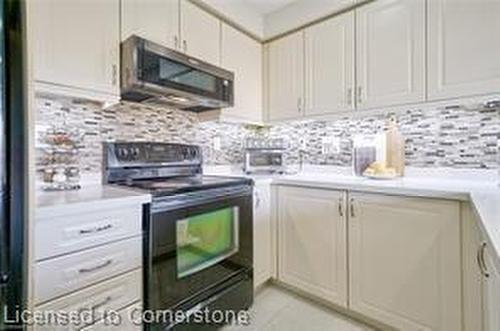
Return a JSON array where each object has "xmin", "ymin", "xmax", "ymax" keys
[{"xmin": 121, "ymin": 35, "xmax": 234, "ymax": 112}]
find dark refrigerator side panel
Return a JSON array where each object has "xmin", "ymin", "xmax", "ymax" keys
[{"xmin": 1, "ymin": 0, "xmax": 27, "ymax": 329}]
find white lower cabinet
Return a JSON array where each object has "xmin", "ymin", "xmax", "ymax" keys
[
  {"xmin": 277, "ymin": 186, "xmax": 347, "ymax": 307},
  {"xmin": 253, "ymin": 180, "xmax": 274, "ymax": 289},
  {"xmin": 33, "ymin": 200, "xmax": 145, "ymax": 331},
  {"xmin": 348, "ymin": 193, "xmax": 461, "ymax": 331},
  {"xmin": 483, "ymin": 245, "xmax": 500, "ymax": 331},
  {"xmin": 275, "ymin": 185, "xmax": 465, "ymax": 330}
]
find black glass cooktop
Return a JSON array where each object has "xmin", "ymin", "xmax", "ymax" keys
[{"xmin": 117, "ymin": 175, "xmax": 252, "ymax": 196}]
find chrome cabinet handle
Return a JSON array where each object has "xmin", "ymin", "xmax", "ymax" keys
[
  {"xmin": 349, "ymin": 198, "xmax": 355, "ymax": 218},
  {"xmin": 254, "ymin": 189, "xmax": 261, "ymax": 209},
  {"xmin": 174, "ymin": 36, "xmax": 179, "ymax": 49},
  {"xmin": 477, "ymin": 242, "xmax": 490, "ymax": 278},
  {"xmin": 297, "ymin": 98, "xmax": 302, "ymax": 113},
  {"xmin": 357, "ymin": 86, "xmax": 363, "ymax": 104},
  {"xmin": 347, "ymin": 88, "xmax": 353, "ymax": 106},
  {"xmin": 78, "ymin": 259, "xmax": 113, "ymax": 274},
  {"xmin": 79, "ymin": 223, "xmax": 113, "ymax": 235},
  {"xmin": 111, "ymin": 64, "xmax": 118, "ymax": 86},
  {"xmin": 183, "ymin": 40, "xmax": 187, "ymax": 53},
  {"xmin": 338, "ymin": 197, "xmax": 344, "ymax": 217}
]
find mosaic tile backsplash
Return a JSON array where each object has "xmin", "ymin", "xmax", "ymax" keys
[{"xmin": 35, "ymin": 96, "xmax": 500, "ymax": 176}]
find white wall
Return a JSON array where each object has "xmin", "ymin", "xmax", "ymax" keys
[{"xmin": 264, "ymin": 0, "xmax": 357, "ymax": 39}]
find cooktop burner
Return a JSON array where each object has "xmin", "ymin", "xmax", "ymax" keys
[{"xmin": 117, "ymin": 175, "xmax": 252, "ymax": 196}]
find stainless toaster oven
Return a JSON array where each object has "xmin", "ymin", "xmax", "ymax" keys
[{"xmin": 243, "ymin": 138, "xmax": 286, "ymax": 174}]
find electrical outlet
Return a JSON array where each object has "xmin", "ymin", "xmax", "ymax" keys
[
  {"xmin": 321, "ymin": 137, "xmax": 341, "ymax": 155},
  {"xmin": 212, "ymin": 136, "xmax": 221, "ymax": 151}
]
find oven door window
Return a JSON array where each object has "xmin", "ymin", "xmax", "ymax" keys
[{"xmin": 176, "ymin": 206, "xmax": 239, "ymax": 279}]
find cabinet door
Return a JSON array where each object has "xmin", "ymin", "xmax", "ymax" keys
[
  {"xmin": 121, "ymin": 0, "xmax": 179, "ymax": 49},
  {"xmin": 180, "ymin": 0, "xmax": 220, "ymax": 64},
  {"xmin": 356, "ymin": 0, "xmax": 425, "ymax": 109},
  {"xmin": 277, "ymin": 186, "xmax": 347, "ymax": 307},
  {"xmin": 253, "ymin": 181, "xmax": 272, "ymax": 289},
  {"xmin": 221, "ymin": 24, "xmax": 263, "ymax": 123},
  {"xmin": 462, "ymin": 204, "xmax": 484, "ymax": 331},
  {"xmin": 483, "ymin": 246, "xmax": 500, "ymax": 331},
  {"xmin": 267, "ymin": 31, "xmax": 305, "ymax": 122},
  {"xmin": 305, "ymin": 12, "xmax": 355, "ymax": 116},
  {"xmin": 32, "ymin": 0, "xmax": 120, "ymax": 96},
  {"xmin": 428, "ymin": 0, "xmax": 500, "ymax": 100},
  {"xmin": 349, "ymin": 193, "xmax": 461, "ymax": 331}
]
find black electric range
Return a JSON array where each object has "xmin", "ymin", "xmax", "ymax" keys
[{"xmin": 103, "ymin": 142, "xmax": 254, "ymax": 331}]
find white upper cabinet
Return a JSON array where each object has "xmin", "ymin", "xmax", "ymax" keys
[
  {"xmin": 356, "ymin": 0, "xmax": 425, "ymax": 110},
  {"xmin": 277, "ymin": 186, "xmax": 348, "ymax": 307},
  {"xmin": 349, "ymin": 193, "xmax": 461, "ymax": 331},
  {"xmin": 121, "ymin": 0, "xmax": 180, "ymax": 49},
  {"xmin": 221, "ymin": 23, "xmax": 263, "ymax": 124},
  {"xmin": 32, "ymin": 0, "xmax": 120, "ymax": 99},
  {"xmin": 267, "ymin": 31, "xmax": 305, "ymax": 122},
  {"xmin": 428, "ymin": 0, "xmax": 500, "ymax": 100},
  {"xmin": 305, "ymin": 12, "xmax": 355, "ymax": 116},
  {"xmin": 180, "ymin": 0, "xmax": 221, "ymax": 64}
]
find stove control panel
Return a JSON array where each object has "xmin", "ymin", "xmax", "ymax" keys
[{"xmin": 104, "ymin": 142, "xmax": 202, "ymax": 167}]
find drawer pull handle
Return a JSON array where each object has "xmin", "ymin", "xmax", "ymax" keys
[
  {"xmin": 90, "ymin": 296, "xmax": 112, "ymax": 311},
  {"xmin": 78, "ymin": 296, "xmax": 113, "ymax": 314},
  {"xmin": 79, "ymin": 224, "xmax": 113, "ymax": 235},
  {"xmin": 79, "ymin": 259, "xmax": 113, "ymax": 274}
]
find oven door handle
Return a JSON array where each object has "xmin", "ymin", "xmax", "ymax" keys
[{"xmin": 151, "ymin": 185, "xmax": 252, "ymax": 213}]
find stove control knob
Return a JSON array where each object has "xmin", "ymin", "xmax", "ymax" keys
[
  {"xmin": 132, "ymin": 147, "xmax": 140, "ymax": 159},
  {"xmin": 119, "ymin": 148, "xmax": 129, "ymax": 158},
  {"xmin": 190, "ymin": 147, "xmax": 198, "ymax": 160}
]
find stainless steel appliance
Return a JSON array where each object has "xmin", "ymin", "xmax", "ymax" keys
[
  {"xmin": 103, "ymin": 142, "xmax": 253, "ymax": 330},
  {"xmin": 1, "ymin": 1, "xmax": 27, "ymax": 329},
  {"xmin": 244, "ymin": 138, "xmax": 286, "ymax": 174},
  {"xmin": 121, "ymin": 35, "xmax": 234, "ymax": 112}
]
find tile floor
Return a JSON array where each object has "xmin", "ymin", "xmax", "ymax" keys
[{"xmin": 222, "ymin": 285, "xmax": 376, "ymax": 331}]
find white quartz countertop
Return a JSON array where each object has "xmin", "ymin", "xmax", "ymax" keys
[
  {"xmin": 36, "ymin": 185, "xmax": 151, "ymax": 218},
  {"xmin": 205, "ymin": 165, "xmax": 500, "ymax": 271}
]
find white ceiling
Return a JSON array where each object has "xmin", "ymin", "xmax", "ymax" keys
[{"xmin": 242, "ymin": 0, "xmax": 299, "ymax": 15}]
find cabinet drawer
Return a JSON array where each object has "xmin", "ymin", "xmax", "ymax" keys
[
  {"xmin": 82, "ymin": 302, "xmax": 142, "ymax": 331},
  {"xmin": 35, "ymin": 270, "xmax": 142, "ymax": 331},
  {"xmin": 35, "ymin": 206, "xmax": 142, "ymax": 261},
  {"xmin": 34, "ymin": 236, "xmax": 142, "ymax": 304}
]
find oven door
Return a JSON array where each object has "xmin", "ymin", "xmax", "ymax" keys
[{"xmin": 146, "ymin": 185, "xmax": 253, "ymax": 313}]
